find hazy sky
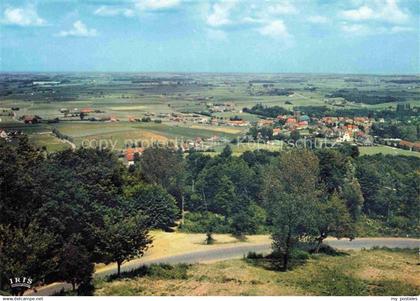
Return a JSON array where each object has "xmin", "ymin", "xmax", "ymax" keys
[{"xmin": 0, "ymin": 0, "xmax": 419, "ymax": 74}]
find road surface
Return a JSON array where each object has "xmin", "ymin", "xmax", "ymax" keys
[{"xmin": 25, "ymin": 237, "xmax": 419, "ymax": 296}]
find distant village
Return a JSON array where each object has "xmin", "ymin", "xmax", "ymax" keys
[{"xmin": 1, "ymin": 100, "xmax": 419, "ymax": 167}]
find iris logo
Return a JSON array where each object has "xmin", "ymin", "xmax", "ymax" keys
[{"xmin": 9, "ymin": 277, "xmax": 32, "ymax": 288}]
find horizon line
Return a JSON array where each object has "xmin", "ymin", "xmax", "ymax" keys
[{"xmin": 0, "ymin": 71, "xmax": 419, "ymax": 76}]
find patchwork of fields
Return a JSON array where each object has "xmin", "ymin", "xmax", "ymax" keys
[{"xmin": 1, "ymin": 73, "xmax": 419, "ymax": 155}]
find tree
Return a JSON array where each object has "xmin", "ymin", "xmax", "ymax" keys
[
  {"xmin": 0, "ymin": 136, "xmax": 43, "ymax": 228},
  {"xmin": 342, "ymin": 180, "xmax": 364, "ymax": 220},
  {"xmin": 58, "ymin": 238, "xmax": 93, "ymax": 292},
  {"xmin": 139, "ymin": 147, "xmax": 187, "ymax": 205},
  {"xmin": 0, "ymin": 223, "xmax": 56, "ymax": 294},
  {"xmin": 230, "ymin": 203, "xmax": 266, "ymax": 238},
  {"xmin": 220, "ymin": 145, "xmax": 232, "ymax": 158},
  {"xmin": 314, "ymin": 193, "xmax": 355, "ymax": 253},
  {"xmin": 289, "ymin": 130, "xmax": 301, "ymax": 142},
  {"xmin": 263, "ymin": 150, "xmax": 320, "ymax": 270},
  {"xmin": 100, "ymin": 213, "xmax": 151, "ymax": 277},
  {"xmin": 139, "ymin": 147, "xmax": 185, "ymax": 189},
  {"xmin": 316, "ymin": 149, "xmax": 352, "ymax": 193},
  {"xmin": 337, "ymin": 143, "xmax": 359, "ymax": 158},
  {"xmin": 124, "ymin": 184, "xmax": 179, "ymax": 230},
  {"xmin": 270, "ymin": 193, "xmax": 318, "ymax": 270}
]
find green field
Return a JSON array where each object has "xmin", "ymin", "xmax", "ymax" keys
[{"xmin": 359, "ymin": 146, "xmax": 420, "ymax": 158}]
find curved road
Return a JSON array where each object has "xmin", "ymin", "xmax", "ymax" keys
[{"xmin": 26, "ymin": 237, "xmax": 419, "ymax": 296}]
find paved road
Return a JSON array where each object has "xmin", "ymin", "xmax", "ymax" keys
[{"xmin": 26, "ymin": 238, "xmax": 419, "ymax": 296}]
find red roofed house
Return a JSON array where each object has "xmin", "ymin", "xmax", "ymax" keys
[
  {"xmin": 125, "ymin": 148, "xmax": 144, "ymax": 165},
  {"xmin": 80, "ymin": 108, "xmax": 94, "ymax": 114},
  {"xmin": 297, "ymin": 121, "xmax": 308, "ymax": 128},
  {"xmin": 399, "ymin": 140, "xmax": 420, "ymax": 152},
  {"xmin": 258, "ymin": 119, "xmax": 274, "ymax": 127},
  {"xmin": 273, "ymin": 128, "xmax": 282, "ymax": 136}
]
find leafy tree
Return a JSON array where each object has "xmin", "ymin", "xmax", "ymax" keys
[
  {"xmin": 58, "ymin": 237, "xmax": 93, "ymax": 292},
  {"xmin": 230, "ymin": 203, "xmax": 266, "ymax": 238},
  {"xmin": 185, "ymin": 152, "xmax": 211, "ymax": 189},
  {"xmin": 270, "ymin": 193, "xmax": 318, "ymax": 270},
  {"xmin": 337, "ymin": 143, "xmax": 359, "ymax": 158},
  {"xmin": 139, "ymin": 147, "xmax": 187, "ymax": 203},
  {"xmin": 99, "ymin": 213, "xmax": 151, "ymax": 277},
  {"xmin": 342, "ymin": 180, "xmax": 364, "ymax": 220},
  {"xmin": 0, "ymin": 136, "xmax": 43, "ymax": 228},
  {"xmin": 314, "ymin": 193, "xmax": 355, "ymax": 253},
  {"xmin": 220, "ymin": 145, "xmax": 232, "ymax": 158},
  {"xmin": 289, "ymin": 130, "xmax": 301, "ymax": 142},
  {"xmin": 0, "ymin": 223, "xmax": 56, "ymax": 294},
  {"xmin": 316, "ymin": 149, "xmax": 352, "ymax": 193},
  {"xmin": 125, "ymin": 184, "xmax": 179, "ymax": 230},
  {"xmin": 139, "ymin": 147, "xmax": 185, "ymax": 188},
  {"xmin": 212, "ymin": 175, "xmax": 237, "ymax": 216},
  {"xmin": 263, "ymin": 150, "xmax": 320, "ymax": 270}
]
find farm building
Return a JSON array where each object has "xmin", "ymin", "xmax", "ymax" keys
[
  {"xmin": 399, "ymin": 140, "xmax": 420, "ymax": 152},
  {"xmin": 227, "ymin": 120, "xmax": 249, "ymax": 127},
  {"xmin": 258, "ymin": 119, "xmax": 274, "ymax": 127}
]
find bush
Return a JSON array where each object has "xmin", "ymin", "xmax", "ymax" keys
[
  {"xmin": 108, "ymin": 263, "xmax": 190, "ymax": 281},
  {"xmin": 246, "ymin": 252, "xmax": 264, "ymax": 259},
  {"xmin": 179, "ymin": 212, "xmax": 231, "ymax": 233},
  {"xmin": 146, "ymin": 263, "xmax": 189, "ymax": 280},
  {"xmin": 290, "ymin": 249, "xmax": 310, "ymax": 261}
]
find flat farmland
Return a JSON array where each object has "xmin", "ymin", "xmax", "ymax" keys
[
  {"xmin": 1, "ymin": 73, "xmax": 419, "ymax": 154},
  {"xmin": 53, "ymin": 121, "xmax": 241, "ymax": 149}
]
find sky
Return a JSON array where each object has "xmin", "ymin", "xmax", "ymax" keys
[{"xmin": 0, "ymin": 0, "xmax": 419, "ymax": 74}]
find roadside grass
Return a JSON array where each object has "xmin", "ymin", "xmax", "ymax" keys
[
  {"xmin": 95, "ymin": 248, "xmax": 420, "ymax": 296},
  {"xmin": 94, "ymin": 230, "xmax": 271, "ymax": 273}
]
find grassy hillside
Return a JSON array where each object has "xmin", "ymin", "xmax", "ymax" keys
[{"xmin": 95, "ymin": 248, "xmax": 419, "ymax": 296}]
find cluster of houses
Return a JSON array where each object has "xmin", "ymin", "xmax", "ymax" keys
[
  {"xmin": 122, "ymin": 135, "xmax": 231, "ymax": 165},
  {"xmin": 246, "ymin": 112, "xmax": 375, "ymax": 146},
  {"xmin": 206, "ymin": 102, "xmax": 236, "ymax": 113}
]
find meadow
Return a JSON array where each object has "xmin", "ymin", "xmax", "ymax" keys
[{"xmin": 94, "ymin": 248, "xmax": 419, "ymax": 296}]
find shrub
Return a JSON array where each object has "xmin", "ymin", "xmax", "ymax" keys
[
  {"xmin": 246, "ymin": 252, "xmax": 264, "ymax": 259},
  {"xmin": 179, "ymin": 212, "xmax": 231, "ymax": 233},
  {"xmin": 146, "ymin": 263, "xmax": 189, "ymax": 280}
]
